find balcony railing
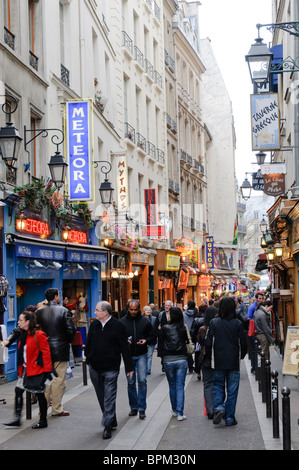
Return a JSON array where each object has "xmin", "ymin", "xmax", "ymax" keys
[
  {"xmin": 61, "ymin": 64, "xmax": 70, "ymax": 87},
  {"xmin": 124, "ymin": 122, "xmax": 135, "ymax": 143},
  {"xmin": 154, "ymin": 70, "xmax": 162, "ymax": 88},
  {"xmin": 145, "ymin": 59, "xmax": 154, "ymax": 80},
  {"xmin": 134, "ymin": 45, "xmax": 144, "ymax": 68},
  {"xmin": 4, "ymin": 26, "xmax": 15, "ymax": 50},
  {"xmin": 156, "ymin": 149, "xmax": 165, "ymax": 164},
  {"xmin": 136, "ymin": 132, "xmax": 146, "ymax": 152},
  {"xmin": 122, "ymin": 31, "xmax": 133, "ymax": 55},
  {"xmin": 29, "ymin": 50, "xmax": 38, "ymax": 71},
  {"xmin": 147, "ymin": 141, "xmax": 156, "ymax": 159}
]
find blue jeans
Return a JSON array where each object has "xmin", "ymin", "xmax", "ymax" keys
[
  {"xmin": 127, "ymin": 354, "xmax": 147, "ymax": 411},
  {"xmin": 213, "ymin": 369, "xmax": 240, "ymax": 424},
  {"xmin": 146, "ymin": 345, "xmax": 155, "ymax": 373},
  {"xmin": 163, "ymin": 360, "xmax": 188, "ymax": 417}
]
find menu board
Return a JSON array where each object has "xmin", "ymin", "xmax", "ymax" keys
[{"xmin": 282, "ymin": 327, "xmax": 299, "ymax": 376}]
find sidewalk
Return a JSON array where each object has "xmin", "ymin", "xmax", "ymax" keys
[{"xmin": 0, "ymin": 348, "xmax": 298, "ymax": 451}]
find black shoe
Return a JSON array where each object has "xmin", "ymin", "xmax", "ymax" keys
[
  {"xmin": 3, "ymin": 417, "xmax": 21, "ymax": 427},
  {"xmin": 111, "ymin": 418, "xmax": 118, "ymax": 430},
  {"xmin": 128, "ymin": 410, "xmax": 138, "ymax": 416},
  {"xmin": 207, "ymin": 413, "xmax": 214, "ymax": 420},
  {"xmin": 103, "ymin": 427, "xmax": 112, "ymax": 439},
  {"xmin": 32, "ymin": 421, "xmax": 47, "ymax": 429},
  {"xmin": 213, "ymin": 409, "xmax": 224, "ymax": 425},
  {"xmin": 226, "ymin": 419, "xmax": 238, "ymax": 426},
  {"xmin": 139, "ymin": 411, "xmax": 146, "ymax": 420}
]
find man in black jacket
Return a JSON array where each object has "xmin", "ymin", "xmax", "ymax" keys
[
  {"xmin": 35, "ymin": 288, "xmax": 76, "ymax": 417},
  {"xmin": 85, "ymin": 301, "xmax": 134, "ymax": 439},
  {"xmin": 120, "ymin": 300, "xmax": 156, "ymax": 420},
  {"xmin": 205, "ymin": 296, "xmax": 247, "ymax": 427}
]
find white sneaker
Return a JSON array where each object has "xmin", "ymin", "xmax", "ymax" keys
[
  {"xmin": 177, "ymin": 415, "xmax": 187, "ymax": 421},
  {"xmin": 170, "ymin": 410, "xmax": 177, "ymax": 417}
]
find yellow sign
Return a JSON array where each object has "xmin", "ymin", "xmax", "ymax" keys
[
  {"xmin": 282, "ymin": 327, "xmax": 299, "ymax": 376},
  {"xmin": 166, "ymin": 254, "xmax": 180, "ymax": 271},
  {"xmin": 188, "ymin": 244, "xmax": 198, "ymax": 263}
]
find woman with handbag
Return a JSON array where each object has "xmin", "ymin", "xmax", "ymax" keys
[
  {"xmin": 3, "ymin": 310, "xmax": 53, "ymax": 429},
  {"xmin": 161, "ymin": 307, "xmax": 188, "ymax": 421}
]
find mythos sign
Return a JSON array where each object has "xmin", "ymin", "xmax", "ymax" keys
[{"xmin": 66, "ymin": 100, "xmax": 93, "ymax": 201}]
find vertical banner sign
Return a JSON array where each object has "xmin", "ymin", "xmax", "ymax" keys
[
  {"xmin": 250, "ymin": 93, "xmax": 280, "ymax": 151},
  {"xmin": 66, "ymin": 100, "xmax": 93, "ymax": 201},
  {"xmin": 205, "ymin": 236, "xmax": 214, "ymax": 269},
  {"xmin": 144, "ymin": 188, "xmax": 158, "ymax": 225},
  {"xmin": 115, "ymin": 153, "xmax": 129, "ymax": 212}
]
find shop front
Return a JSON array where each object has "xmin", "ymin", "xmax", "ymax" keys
[
  {"xmin": 154, "ymin": 250, "xmax": 180, "ymax": 307},
  {"xmin": 2, "ymin": 203, "xmax": 107, "ymax": 382}
]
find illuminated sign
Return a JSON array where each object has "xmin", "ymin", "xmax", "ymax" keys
[
  {"xmin": 142, "ymin": 225, "xmax": 167, "ymax": 238},
  {"xmin": 205, "ymin": 236, "xmax": 214, "ymax": 269},
  {"xmin": 115, "ymin": 153, "xmax": 129, "ymax": 212},
  {"xmin": 16, "ymin": 218, "xmax": 50, "ymax": 238},
  {"xmin": 66, "ymin": 100, "xmax": 93, "ymax": 201},
  {"xmin": 64, "ymin": 230, "xmax": 88, "ymax": 244},
  {"xmin": 144, "ymin": 188, "xmax": 158, "ymax": 225}
]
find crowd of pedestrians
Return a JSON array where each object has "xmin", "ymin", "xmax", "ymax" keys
[{"xmin": 0, "ymin": 287, "xmax": 275, "ymax": 439}]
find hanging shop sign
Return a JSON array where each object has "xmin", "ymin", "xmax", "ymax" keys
[
  {"xmin": 144, "ymin": 188, "xmax": 158, "ymax": 225},
  {"xmin": 15, "ymin": 217, "xmax": 50, "ymax": 238},
  {"xmin": 205, "ymin": 236, "xmax": 214, "ymax": 269},
  {"xmin": 142, "ymin": 225, "xmax": 167, "ymax": 238},
  {"xmin": 175, "ymin": 237, "xmax": 193, "ymax": 257},
  {"xmin": 198, "ymin": 275, "xmax": 211, "ymax": 290},
  {"xmin": 252, "ymin": 170, "xmax": 264, "ymax": 191},
  {"xmin": 165, "ymin": 253, "xmax": 180, "ymax": 271},
  {"xmin": 66, "ymin": 100, "xmax": 93, "ymax": 202},
  {"xmin": 250, "ymin": 93, "xmax": 280, "ymax": 151},
  {"xmin": 261, "ymin": 163, "xmax": 286, "ymax": 197},
  {"xmin": 177, "ymin": 268, "xmax": 189, "ymax": 290},
  {"xmin": 188, "ymin": 244, "xmax": 198, "ymax": 263},
  {"xmin": 114, "ymin": 152, "xmax": 129, "ymax": 213}
]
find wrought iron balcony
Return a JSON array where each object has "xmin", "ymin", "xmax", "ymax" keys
[
  {"xmin": 4, "ymin": 26, "xmax": 15, "ymax": 50},
  {"xmin": 61, "ymin": 64, "xmax": 70, "ymax": 87}
]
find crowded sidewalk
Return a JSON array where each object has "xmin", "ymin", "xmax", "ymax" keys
[{"xmin": 0, "ymin": 345, "xmax": 298, "ymax": 451}]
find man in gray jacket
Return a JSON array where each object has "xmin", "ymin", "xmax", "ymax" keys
[
  {"xmin": 253, "ymin": 300, "xmax": 274, "ymax": 360},
  {"xmin": 36, "ymin": 288, "xmax": 76, "ymax": 416}
]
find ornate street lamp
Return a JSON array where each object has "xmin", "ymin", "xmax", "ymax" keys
[
  {"xmin": 260, "ymin": 236, "xmax": 267, "ymax": 251},
  {"xmin": 0, "ymin": 94, "xmax": 22, "ymax": 167},
  {"xmin": 274, "ymin": 242, "xmax": 283, "ymax": 258},
  {"xmin": 48, "ymin": 151, "xmax": 68, "ymax": 189},
  {"xmin": 245, "ymin": 34, "xmax": 273, "ymax": 87},
  {"xmin": 256, "ymin": 151, "xmax": 266, "ymax": 165},
  {"xmin": 240, "ymin": 174, "xmax": 252, "ymax": 200},
  {"xmin": 260, "ymin": 215, "xmax": 267, "ymax": 234},
  {"xmin": 94, "ymin": 160, "xmax": 114, "ymax": 206}
]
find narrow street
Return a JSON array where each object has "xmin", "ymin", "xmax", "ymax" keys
[{"xmin": 1, "ymin": 347, "xmax": 298, "ymax": 456}]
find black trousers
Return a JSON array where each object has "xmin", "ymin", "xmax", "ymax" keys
[{"xmin": 89, "ymin": 366, "xmax": 119, "ymax": 429}]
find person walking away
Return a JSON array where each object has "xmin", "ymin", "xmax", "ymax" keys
[
  {"xmin": 157, "ymin": 300, "xmax": 172, "ymax": 372},
  {"xmin": 247, "ymin": 292, "xmax": 264, "ymax": 373},
  {"xmin": 142, "ymin": 305, "xmax": 158, "ymax": 374},
  {"xmin": 35, "ymin": 287, "xmax": 76, "ymax": 417},
  {"xmin": 253, "ymin": 300, "xmax": 274, "ymax": 360},
  {"xmin": 85, "ymin": 301, "xmax": 134, "ymax": 439},
  {"xmin": 191, "ymin": 300, "xmax": 216, "ymax": 380},
  {"xmin": 196, "ymin": 307, "xmax": 217, "ymax": 419},
  {"xmin": 120, "ymin": 300, "xmax": 156, "ymax": 420},
  {"xmin": 205, "ymin": 296, "xmax": 247, "ymax": 426},
  {"xmin": 3, "ymin": 310, "xmax": 53, "ymax": 429},
  {"xmin": 183, "ymin": 300, "xmax": 198, "ymax": 373},
  {"xmin": 161, "ymin": 307, "xmax": 188, "ymax": 421}
]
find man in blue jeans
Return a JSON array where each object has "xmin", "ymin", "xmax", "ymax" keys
[
  {"xmin": 205, "ymin": 296, "xmax": 247, "ymax": 426},
  {"xmin": 120, "ymin": 300, "xmax": 156, "ymax": 420}
]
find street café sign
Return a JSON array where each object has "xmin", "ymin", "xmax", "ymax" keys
[
  {"xmin": 252, "ymin": 170, "xmax": 264, "ymax": 191},
  {"xmin": 261, "ymin": 163, "xmax": 286, "ymax": 197},
  {"xmin": 66, "ymin": 100, "xmax": 93, "ymax": 202},
  {"xmin": 250, "ymin": 93, "xmax": 280, "ymax": 151}
]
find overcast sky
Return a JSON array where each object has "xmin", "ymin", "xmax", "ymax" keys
[{"xmin": 198, "ymin": 0, "xmax": 273, "ymax": 186}]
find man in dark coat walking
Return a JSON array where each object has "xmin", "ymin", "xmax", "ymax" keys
[
  {"xmin": 85, "ymin": 301, "xmax": 134, "ymax": 439},
  {"xmin": 205, "ymin": 296, "xmax": 247, "ymax": 427},
  {"xmin": 35, "ymin": 288, "xmax": 76, "ymax": 417}
]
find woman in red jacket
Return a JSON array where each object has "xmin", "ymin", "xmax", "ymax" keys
[{"xmin": 4, "ymin": 310, "xmax": 53, "ymax": 429}]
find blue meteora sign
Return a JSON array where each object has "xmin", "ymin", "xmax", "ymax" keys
[{"xmin": 66, "ymin": 100, "xmax": 93, "ymax": 201}]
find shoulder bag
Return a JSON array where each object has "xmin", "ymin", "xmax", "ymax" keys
[{"xmin": 185, "ymin": 324, "xmax": 195, "ymax": 355}]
